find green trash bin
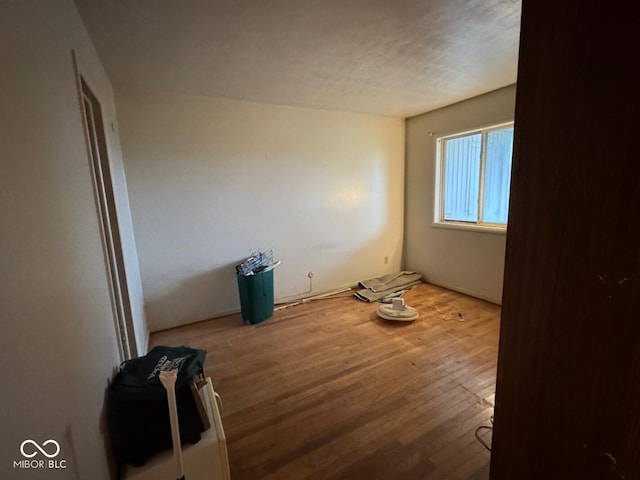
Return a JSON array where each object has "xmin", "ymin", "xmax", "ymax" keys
[{"xmin": 236, "ymin": 264, "xmax": 277, "ymax": 324}]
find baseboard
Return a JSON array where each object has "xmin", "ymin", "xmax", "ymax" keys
[
  {"xmin": 275, "ymin": 282, "xmax": 359, "ymax": 305},
  {"xmin": 426, "ymin": 279, "xmax": 502, "ymax": 305},
  {"xmin": 204, "ymin": 306, "xmax": 242, "ymax": 319},
  {"xmin": 148, "ymin": 283, "xmax": 361, "ymax": 335}
]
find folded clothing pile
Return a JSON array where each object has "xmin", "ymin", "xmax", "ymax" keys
[{"xmin": 354, "ymin": 271, "xmax": 423, "ymax": 302}]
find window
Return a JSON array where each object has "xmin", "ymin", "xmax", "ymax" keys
[{"xmin": 434, "ymin": 122, "xmax": 514, "ymax": 231}]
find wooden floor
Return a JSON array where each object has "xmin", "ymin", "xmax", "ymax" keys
[{"xmin": 151, "ymin": 282, "xmax": 500, "ymax": 480}]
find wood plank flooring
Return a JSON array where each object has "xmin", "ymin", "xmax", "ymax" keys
[{"xmin": 150, "ymin": 282, "xmax": 500, "ymax": 479}]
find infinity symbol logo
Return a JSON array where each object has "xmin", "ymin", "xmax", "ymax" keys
[{"xmin": 20, "ymin": 440, "xmax": 60, "ymax": 459}]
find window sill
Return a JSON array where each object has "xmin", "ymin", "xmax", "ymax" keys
[{"xmin": 432, "ymin": 221, "xmax": 507, "ymax": 235}]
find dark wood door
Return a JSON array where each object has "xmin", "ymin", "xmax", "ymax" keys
[{"xmin": 490, "ymin": 1, "xmax": 640, "ymax": 479}]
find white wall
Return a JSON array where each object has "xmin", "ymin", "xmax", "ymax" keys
[
  {"xmin": 116, "ymin": 88, "xmax": 405, "ymax": 331},
  {"xmin": 0, "ymin": 1, "xmax": 146, "ymax": 477},
  {"xmin": 404, "ymin": 85, "xmax": 516, "ymax": 304}
]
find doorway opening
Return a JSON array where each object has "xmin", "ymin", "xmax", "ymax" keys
[{"xmin": 73, "ymin": 52, "xmax": 137, "ymax": 360}]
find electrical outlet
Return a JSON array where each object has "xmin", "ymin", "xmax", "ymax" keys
[{"xmin": 384, "ymin": 256, "xmax": 389, "ymax": 264}]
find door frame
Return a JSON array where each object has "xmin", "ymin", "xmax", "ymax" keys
[{"xmin": 71, "ymin": 50, "xmax": 137, "ymax": 361}]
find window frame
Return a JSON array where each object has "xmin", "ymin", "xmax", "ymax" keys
[{"xmin": 433, "ymin": 121, "xmax": 514, "ymax": 234}]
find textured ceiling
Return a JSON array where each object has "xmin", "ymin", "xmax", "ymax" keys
[{"xmin": 74, "ymin": 0, "xmax": 521, "ymax": 118}]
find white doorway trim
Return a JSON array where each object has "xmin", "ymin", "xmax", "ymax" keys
[{"xmin": 72, "ymin": 50, "xmax": 138, "ymax": 361}]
